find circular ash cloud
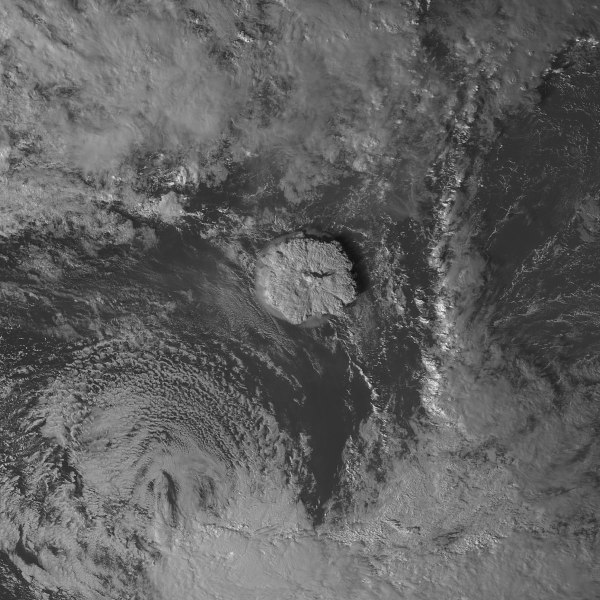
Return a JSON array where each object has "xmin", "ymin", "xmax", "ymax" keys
[{"xmin": 255, "ymin": 232, "xmax": 357, "ymax": 326}]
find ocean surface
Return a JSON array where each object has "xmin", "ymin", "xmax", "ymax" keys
[{"xmin": 0, "ymin": 1, "xmax": 599, "ymax": 599}]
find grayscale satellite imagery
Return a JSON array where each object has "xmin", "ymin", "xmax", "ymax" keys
[{"xmin": 1, "ymin": 1, "xmax": 599, "ymax": 599}]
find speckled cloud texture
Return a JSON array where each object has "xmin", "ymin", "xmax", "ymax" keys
[
  {"xmin": 1, "ymin": 1, "xmax": 600, "ymax": 600},
  {"xmin": 256, "ymin": 234, "xmax": 356, "ymax": 324}
]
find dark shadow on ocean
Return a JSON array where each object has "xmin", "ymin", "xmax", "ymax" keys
[
  {"xmin": 297, "ymin": 225, "xmax": 371, "ymax": 295},
  {"xmin": 98, "ymin": 168, "xmax": 431, "ymax": 524}
]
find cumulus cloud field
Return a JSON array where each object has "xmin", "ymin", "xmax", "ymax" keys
[{"xmin": 0, "ymin": 1, "xmax": 599, "ymax": 599}]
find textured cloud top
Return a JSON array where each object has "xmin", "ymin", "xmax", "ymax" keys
[
  {"xmin": 256, "ymin": 233, "xmax": 357, "ymax": 325},
  {"xmin": 1, "ymin": 1, "xmax": 600, "ymax": 600}
]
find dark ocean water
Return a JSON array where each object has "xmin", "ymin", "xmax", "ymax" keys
[
  {"xmin": 475, "ymin": 44, "xmax": 600, "ymax": 369},
  {"xmin": 1, "ymin": 2, "xmax": 600, "ymax": 599}
]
